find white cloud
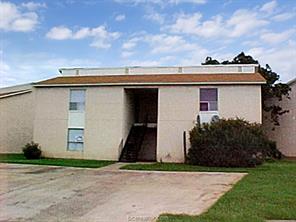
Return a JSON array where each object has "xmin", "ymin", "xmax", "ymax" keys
[
  {"xmin": 272, "ymin": 12, "xmax": 296, "ymax": 22},
  {"xmin": 122, "ymin": 33, "xmax": 206, "ymax": 57},
  {"xmin": 122, "ymin": 37, "xmax": 140, "ymax": 49},
  {"xmin": 46, "ymin": 25, "xmax": 120, "ymax": 49},
  {"xmin": 247, "ymin": 47, "xmax": 265, "ymax": 57},
  {"xmin": 260, "ymin": 0, "xmax": 277, "ymax": 14},
  {"xmin": 168, "ymin": 10, "xmax": 268, "ymax": 38},
  {"xmin": 128, "ymin": 59, "xmax": 161, "ymax": 66},
  {"xmin": 144, "ymin": 34, "xmax": 199, "ymax": 54},
  {"xmin": 247, "ymin": 43, "xmax": 296, "ymax": 82},
  {"xmin": 126, "ymin": 56, "xmax": 176, "ymax": 66},
  {"xmin": 0, "ymin": 1, "xmax": 39, "ymax": 32},
  {"xmin": 89, "ymin": 26, "xmax": 121, "ymax": 49},
  {"xmin": 227, "ymin": 9, "xmax": 268, "ymax": 37},
  {"xmin": 192, "ymin": 15, "xmax": 224, "ymax": 38},
  {"xmin": 168, "ymin": 12, "xmax": 202, "ymax": 35},
  {"xmin": 0, "ymin": 60, "xmax": 12, "ymax": 87},
  {"xmin": 169, "ymin": 0, "xmax": 206, "ymax": 4},
  {"xmin": 120, "ymin": 32, "xmax": 209, "ymax": 66},
  {"xmin": 121, "ymin": 51, "xmax": 134, "ymax": 58},
  {"xmin": 21, "ymin": 2, "xmax": 46, "ymax": 11},
  {"xmin": 243, "ymin": 40, "xmax": 261, "ymax": 47},
  {"xmin": 115, "ymin": 14, "xmax": 126, "ymax": 21},
  {"xmin": 115, "ymin": 0, "xmax": 206, "ymax": 5},
  {"xmin": 144, "ymin": 10, "xmax": 165, "ymax": 24},
  {"xmin": 260, "ymin": 29, "xmax": 295, "ymax": 44},
  {"xmin": 46, "ymin": 26, "xmax": 73, "ymax": 40},
  {"xmin": 178, "ymin": 49, "xmax": 209, "ymax": 66},
  {"xmin": 0, "ymin": 52, "xmax": 103, "ymax": 87},
  {"xmin": 73, "ymin": 27, "xmax": 91, "ymax": 39}
]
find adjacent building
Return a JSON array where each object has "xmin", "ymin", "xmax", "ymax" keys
[
  {"xmin": 0, "ymin": 84, "xmax": 34, "ymax": 153},
  {"xmin": 263, "ymin": 78, "xmax": 296, "ymax": 157}
]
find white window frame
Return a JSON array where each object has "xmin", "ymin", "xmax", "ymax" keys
[
  {"xmin": 199, "ymin": 88, "xmax": 218, "ymax": 112},
  {"xmin": 69, "ymin": 89, "xmax": 86, "ymax": 113},
  {"xmin": 67, "ymin": 128, "xmax": 84, "ymax": 151}
]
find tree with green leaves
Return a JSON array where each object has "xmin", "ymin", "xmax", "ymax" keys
[{"xmin": 202, "ymin": 52, "xmax": 291, "ymax": 126}]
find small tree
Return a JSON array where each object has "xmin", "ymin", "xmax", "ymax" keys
[{"xmin": 202, "ymin": 52, "xmax": 291, "ymax": 126}]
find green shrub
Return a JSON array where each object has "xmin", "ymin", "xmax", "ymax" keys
[
  {"xmin": 187, "ymin": 118, "xmax": 281, "ymax": 167},
  {"xmin": 266, "ymin": 140, "xmax": 282, "ymax": 160},
  {"xmin": 22, "ymin": 142, "xmax": 42, "ymax": 159}
]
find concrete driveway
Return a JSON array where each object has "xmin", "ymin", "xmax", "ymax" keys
[{"xmin": 0, "ymin": 163, "xmax": 245, "ymax": 222}]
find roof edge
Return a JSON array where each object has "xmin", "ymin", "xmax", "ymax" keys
[
  {"xmin": 34, "ymin": 81, "xmax": 266, "ymax": 87},
  {"xmin": 0, "ymin": 89, "xmax": 32, "ymax": 99},
  {"xmin": 287, "ymin": 77, "xmax": 296, "ymax": 86},
  {"xmin": 59, "ymin": 64, "xmax": 259, "ymax": 70}
]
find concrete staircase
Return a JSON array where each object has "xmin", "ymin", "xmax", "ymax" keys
[{"xmin": 119, "ymin": 125, "xmax": 146, "ymax": 162}]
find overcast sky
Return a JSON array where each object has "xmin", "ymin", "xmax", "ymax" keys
[{"xmin": 1, "ymin": 0, "xmax": 296, "ymax": 87}]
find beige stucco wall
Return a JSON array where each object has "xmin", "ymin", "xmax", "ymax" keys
[
  {"xmin": 33, "ymin": 88, "xmax": 70, "ymax": 158},
  {"xmin": 0, "ymin": 92, "xmax": 34, "ymax": 153},
  {"xmin": 33, "ymin": 87, "xmax": 124, "ymax": 160},
  {"xmin": 157, "ymin": 87, "xmax": 197, "ymax": 163},
  {"xmin": 33, "ymin": 84, "xmax": 262, "ymax": 162},
  {"xmin": 263, "ymin": 81, "xmax": 296, "ymax": 157},
  {"xmin": 157, "ymin": 85, "xmax": 262, "ymax": 163},
  {"xmin": 219, "ymin": 85, "xmax": 262, "ymax": 123},
  {"xmin": 122, "ymin": 90, "xmax": 135, "ymax": 149},
  {"xmin": 84, "ymin": 87, "xmax": 123, "ymax": 160}
]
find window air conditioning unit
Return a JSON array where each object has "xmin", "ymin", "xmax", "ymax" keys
[
  {"xmin": 198, "ymin": 112, "xmax": 219, "ymax": 124},
  {"xmin": 211, "ymin": 115, "xmax": 220, "ymax": 123}
]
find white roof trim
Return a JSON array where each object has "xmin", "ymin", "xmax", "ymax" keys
[
  {"xmin": 0, "ymin": 83, "xmax": 32, "ymax": 94},
  {"xmin": 0, "ymin": 90, "xmax": 32, "ymax": 99},
  {"xmin": 59, "ymin": 64, "xmax": 259, "ymax": 71},
  {"xmin": 59, "ymin": 65, "xmax": 259, "ymax": 76},
  {"xmin": 34, "ymin": 81, "xmax": 265, "ymax": 87},
  {"xmin": 287, "ymin": 77, "xmax": 296, "ymax": 86}
]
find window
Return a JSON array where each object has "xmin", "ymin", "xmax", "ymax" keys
[
  {"xmin": 68, "ymin": 129, "xmax": 84, "ymax": 151},
  {"xmin": 200, "ymin": 88, "xmax": 218, "ymax": 111},
  {"xmin": 69, "ymin": 89, "xmax": 85, "ymax": 111}
]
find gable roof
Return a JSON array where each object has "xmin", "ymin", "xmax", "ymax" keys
[{"xmin": 34, "ymin": 73, "xmax": 266, "ymax": 87}]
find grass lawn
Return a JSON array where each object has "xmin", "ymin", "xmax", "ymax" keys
[
  {"xmin": 122, "ymin": 161, "xmax": 296, "ymax": 222},
  {"xmin": 0, "ymin": 153, "xmax": 115, "ymax": 168},
  {"xmin": 121, "ymin": 162, "xmax": 251, "ymax": 172}
]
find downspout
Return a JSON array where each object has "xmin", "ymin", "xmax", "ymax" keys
[{"xmin": 183, "ymin": 131, "xmax": 187, "ymax": 163}]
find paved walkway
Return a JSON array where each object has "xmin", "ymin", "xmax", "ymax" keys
[
  {"xmin": 0, "ymin": 163, "xmax": 246, "ymax": 222},
  {"xmin": 98, "ymin": 162, "xmax": 153, "ymax": 171}
]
